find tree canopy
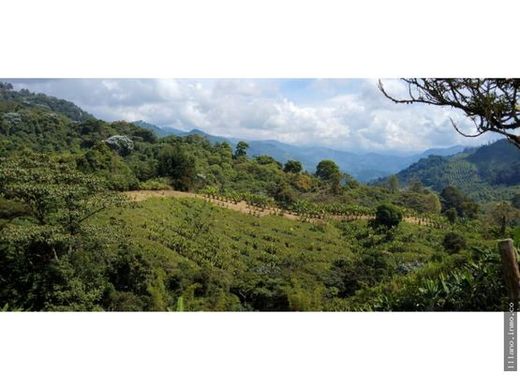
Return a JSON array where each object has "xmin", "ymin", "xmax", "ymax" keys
[
  {"xmin": 283, "ymin": 159, "xmax": 303, "ymax": 174},
  {"xmin": 379, "ymin": 78, "xmax": 520, "ymax": 148},
  {"xmin": 234, "ymin": 141, "xmax": 249, "ymax": 159}
]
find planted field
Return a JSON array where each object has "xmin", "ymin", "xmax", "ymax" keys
[{"xmin": 91, "ymin": 196, "xmax": 474, "ymax": 311}]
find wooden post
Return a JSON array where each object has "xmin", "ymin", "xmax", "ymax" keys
[{"xmin": 498, "ymin": 239, "xmax": 520, "ymax": 305}]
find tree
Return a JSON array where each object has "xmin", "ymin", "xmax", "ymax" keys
[
  {"xmin": 374, "ymin": 204, "xmax": 403, "ymax": 229},
  {"xmin": 158, "ymin": 145, "xmax": 196, "ymax": 191},
  {"xmin": 283, "ymin": 160, "xmax": 303, "ymax": 174},
  {"xmin": 397, "ymin": 191, "xmax": 441, "ymax": 214},
  {"xmin": 272, "ymin": 182, "xmax": 297, "ymax": 207},
  {"xmin": 387, "ymin": 175, "xmax": 399, "ymax": 193},
  {"xmin": 316, "ymin": 160, "xmax": 342, "ymax": 193},
  {"xmin": 315, "ymin": 160, "xmax": 340, "ymax": 181},
  {"xmin": 440, "ymin": 186, "xmax": 478, "ymax": 219},
  {"xmin": 379, "ymin": 79, "xmax": 520, "ymax": 148},
  {"xmin": 0, "ymin": 154, "xmax": 126, "ymax": 310},
  {"xmin": 255, "ymin": 155, "xmax": 282, "ymax": 168},
  {"xmin": 445, "ymin": 208, "xmax": 458, "ymax": 224},
  {"xmin": 486, "ymin": 202, "xmax": 520, "ymax": 237},
  {"xmin": 234, "ymin": 141, "xmax": 249, "ymax": 159},
  {"xmin": 408, "ymin": 177, "xmax": 425, "ymax": 193},
  {"xmin": 343, "ymin": 173, "xmax": 359, "ymax": 189}
]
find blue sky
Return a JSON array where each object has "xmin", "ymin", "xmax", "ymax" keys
[{"xmin": 6, "ymin": 78, "xmax": 496, "ymax": 153}]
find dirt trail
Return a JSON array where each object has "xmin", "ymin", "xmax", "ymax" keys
[
  {"xmin": 125, "ymin": 190, "xmax": 302, "ymax": 220},
  {"xmin": 124, "ymin": 190, "xmax": 441, "ymax": 227}
]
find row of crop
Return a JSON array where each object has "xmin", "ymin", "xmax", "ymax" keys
[
  {"xmin": 199, "ymin": 186, "xmax": 276, "ymax": 209},
  {"xmin": 198, "ymin": 186, "xmax": 447, "ymax": 227}
]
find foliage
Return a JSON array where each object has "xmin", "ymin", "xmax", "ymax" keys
[
  {"xmin": 395, "ymin": 140, "xmax": 520, "ymax": 202},
  {"xmin": 0, "ymin": 82, "xmax": 516, "ymax": 312},
  {"xmin": 512, "ymin": 193, "xmax": 520, "ymax": 209},
  {"xmin": 379, "ymin": 78, "xmax": 520, "ymax": 148},
  {"xmin": 234, "ymin": 141, "xmax": 249, "ymax": 159},
  {"xmin": 374, "ymin": 204, "xmax": 403, "ymax": 229},
  {"xmin": 442, "ymin": 232, "xmax": 466, "ymax": 254},
  {"xmin": 316, "ymin": 159, "xmax": 340, "ymax": 181},
  {"xmin": 440, "ymin": 186, "xmax": 479, "ymax": 219},
  {"xmin": 284, "ymin": 160, "xmax": 303, "ymax": 174},
  {"xmin": 158, "ymin": 145, "xmax": 197, "ymax": 191},
  {"xmin": 0, "ymin": 154, "xmax": 138, "ymax": 311}
]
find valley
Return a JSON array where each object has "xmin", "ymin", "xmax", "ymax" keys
[{"xmin": 0, "ymin": 80, "xmax": 518, "ymax": 312}]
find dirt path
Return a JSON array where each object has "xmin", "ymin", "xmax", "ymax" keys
[
  {"xmin": 124, "ymin": 190, "xmax": 442, "ymax": 227},
  {"xmin": 125, "ymin": 190, "xmax": 303, "ymax": 219}
]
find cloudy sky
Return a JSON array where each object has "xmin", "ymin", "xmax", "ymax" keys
[{"xmin": 7, "ymin": 79, "xmax": 497, "ymax": 153}]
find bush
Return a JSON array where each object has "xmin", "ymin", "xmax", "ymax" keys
[
  {"xmin": 442, "ymin": 232, "xmax": 466, "ymax": 254},
  {"xmin": 374, "ymin": 204, "xmax": 403, "ymax": 229}
]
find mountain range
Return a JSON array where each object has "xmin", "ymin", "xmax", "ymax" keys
[{"xmin": 133, "ymin": 120, "xmax": 467, "ymax": 182}]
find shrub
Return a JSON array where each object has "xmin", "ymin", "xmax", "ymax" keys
[
  {"xmin": 374, "ymin": 204, "xmax": 403, "ymax": 229},
  {"xmin": 442, "ymin": 232, "xmax": 466, "ymax": 254}
]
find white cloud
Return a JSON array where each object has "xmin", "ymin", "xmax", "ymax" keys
[{"xmin": 7, "ymin": 78, "xmax": 498, "ymax": 152}]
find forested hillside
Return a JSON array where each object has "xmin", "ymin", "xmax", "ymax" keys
[
  {"xmin": 392, "ymin": 139, "xmax": 520, "ymax": 202},
  {"xmin": 1, "ymin": 81, "xmax": 518, "ymax": 311}
]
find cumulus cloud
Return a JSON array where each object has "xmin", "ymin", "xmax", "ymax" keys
[{"xmin": 6, "ymin": 78, "xmax": 498, "ymax": 152}]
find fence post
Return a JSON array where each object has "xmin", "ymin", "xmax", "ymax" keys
[{"xmin": 498, "ymin": 239, "xmax": 520, "ymax": 305}]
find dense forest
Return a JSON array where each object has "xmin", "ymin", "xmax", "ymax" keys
[{"xmin": 1, "ymin": 81, "xmax": 519, "ymax": 311}]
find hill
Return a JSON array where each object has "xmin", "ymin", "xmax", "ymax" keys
[
  {"xmin": 0, "ymin": 83, "xmax": 516, "ymax": 312},
  {"xmin": 393, "ymin": 139, "xmax": 520, "ymax": 201},
  {"xmin": 0, "ymin": 81, "xmax": 94, "ymax": 122},
  {"xmin": 133, "ymin": 121, "xmax": 465, "ymax": 181}
]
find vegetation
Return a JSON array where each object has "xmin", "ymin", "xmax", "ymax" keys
[
  {"xmin": 379, "ymin": 78, "xmax": 520, "ymax": 148},
  {"xmin": 0, "ymin": 82, "xmax": 518, "ymax": 311},
  {"xmin": 374, "ymin": 204, "xmax": 403, "ymax": 229},
  {"xmin": 393, "ymin": 139, "xmax": 520, "ymax": 202}
]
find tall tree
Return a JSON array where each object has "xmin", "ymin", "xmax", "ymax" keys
[
  {"xmin": 234, "ymin": 141, "xmax": 249, "ymax": 159},
  {"xmin": 0, "ymin": 153, "xmax": 126, "ymax": 310},
  {"xmin": 316, "ymin": 160, "xmax": 341, "ymax": 193},
  {"xmin": 387, "ymin": 175, "xmax": 400, "ymax": 193},
  {"xmin": 315, "ymin": 160, "xmax": 340, "ymax": 181},
  {"xmin": 440, "ymin": 186, "xmax": 478, "ymax": 219},
  {"xmin": 158, "ymin": 145, "xmax": 196, "ymax": 191},
  {"xmin": 379, "ymin": 79, "xmax": 520, "ymax": 148}
]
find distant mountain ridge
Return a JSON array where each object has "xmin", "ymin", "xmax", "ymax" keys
[{"xmin": 133, "ymin": 120, "xmax": 466, "ymax": 182}]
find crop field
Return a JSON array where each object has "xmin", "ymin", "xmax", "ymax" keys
[{"xmin": 90, "ymin": 196, "xmax": 489, "ymax": 311}]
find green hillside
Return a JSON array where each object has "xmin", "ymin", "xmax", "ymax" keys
[
  {"xmin": 0, "ymin": 81, "xmax": 518, "ymax": 312},
  {"xmin": 92, "ymin": 196, "xmax": 501, "ymax": 311},
  {"xmin": 394, "ymin": 140, "xmax": 520, "ymax": 202}
]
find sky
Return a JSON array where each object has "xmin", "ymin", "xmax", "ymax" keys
[{"xmin": 6, "ymin": 78, "xmax": 497, "ymax": 153}]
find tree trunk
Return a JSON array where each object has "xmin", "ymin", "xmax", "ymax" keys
[{"xmin": 498, "ymin": 239, "xmax": 520, "ymax": 306}]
